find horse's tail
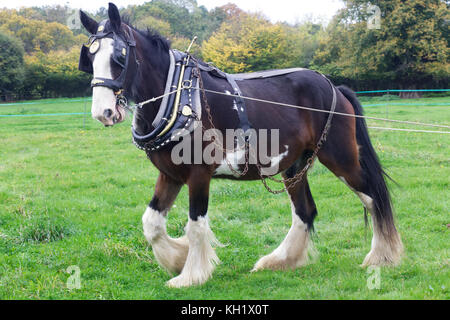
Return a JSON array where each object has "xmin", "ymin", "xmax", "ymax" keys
[{"xmin": 337, "ymin": 85, "xmax": 403, "ymax": 265}]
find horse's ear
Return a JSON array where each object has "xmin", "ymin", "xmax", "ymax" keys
[
  {"xmin": 79, "ymin": 10, "xmax": 98, "ymax": 34},
  {"xmin": 108, "ymin": 2, "xmax": 121, "ymax": 31}
]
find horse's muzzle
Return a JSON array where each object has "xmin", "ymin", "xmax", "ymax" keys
[{"xmin": 93, "ymin": 104, "xmax": 125, "ymax": 127}]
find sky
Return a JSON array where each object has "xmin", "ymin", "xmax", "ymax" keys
[{"xmin": 0, "ymin": 0, "xmax": 345, "ymax": 24}]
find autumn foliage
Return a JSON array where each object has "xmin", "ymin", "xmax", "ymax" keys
[{"xmin": 0, "ymin": 0, "xmax": 448, "ymax": 100}]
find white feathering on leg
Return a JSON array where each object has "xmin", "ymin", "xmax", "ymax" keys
[
  {"xmin": 167, "ymin": 215, "xmax": 222, "ymax": 288},
  {"xmin": 252, "ymin": 200, "xmax": 316, "ymax": 271},
  {"xmin": 142, "ymin": 207, "xmax": 189, "ymax": 274}
]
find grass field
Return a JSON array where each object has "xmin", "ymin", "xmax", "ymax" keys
[{"xmin": 0, "ymin": 95, "xmax": 448, "ymax": 299}]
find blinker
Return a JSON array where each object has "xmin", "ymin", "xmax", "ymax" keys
[{"xmin": 79, "ymin": 45, "xmax": 93, "ymax": 74}]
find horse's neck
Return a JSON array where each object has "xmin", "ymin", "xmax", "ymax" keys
[{"xmin": 132, "ymin": 38, "xmax": 170, "ymax": 134}]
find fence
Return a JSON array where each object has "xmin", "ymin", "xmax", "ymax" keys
[
  {"xmin": 0, "ymin": 89, "xmax": 449, "ymax": 133},
  {"xmin": 0, "ymin": 95, "xmax": 92, "ymax": 129},
  {"xmin": 355, "ymin": 89, "xmax": 450, "ymax": 94}
]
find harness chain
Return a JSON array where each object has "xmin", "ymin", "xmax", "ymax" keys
[
  {"xmin": 194, "ymin": 59, "xmax": 336, "ymax": 194},
  {"xmin": 268, "ymin": 83, "xmax": 336, "ymax": 193}
]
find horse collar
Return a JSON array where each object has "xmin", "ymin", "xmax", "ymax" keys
[
  {"xmin": 131, "ymin": 50, "xmax": 202, "ymax": 153},
  {"xmin": 131, "ymin": 50, "xmax": 255, "ymax": 153}
]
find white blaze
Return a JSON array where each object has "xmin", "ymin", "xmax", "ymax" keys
[{"xmin": 91, "ymin": 38, "xmax": 117, "ymax": 124}]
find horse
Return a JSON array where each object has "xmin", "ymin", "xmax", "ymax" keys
[{"xmin": 78, "ymin": 3, "xmax": 403, "ymax": 288}]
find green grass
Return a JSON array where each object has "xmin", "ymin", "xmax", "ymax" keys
[{"xmin": 0, "ymin": 96, "xmax": 448, "ymax": 299}]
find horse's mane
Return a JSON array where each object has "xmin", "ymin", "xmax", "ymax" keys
[
  {"xmin": 122, "ymin": 16, "xmax": 171, "ymax": 52},
  {"xmin": 121, "ymin": 16, "xmax": 171, "ymax": 132}
]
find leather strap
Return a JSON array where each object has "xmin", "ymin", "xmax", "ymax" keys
[{"xmin": 226, "ymin": 74, "xmax": 251, "ymax": 132}]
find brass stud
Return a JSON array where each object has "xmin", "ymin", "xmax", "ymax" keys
[{"xmin": 181, "ymin": 105, "xmax": 192, "ymax": 116}]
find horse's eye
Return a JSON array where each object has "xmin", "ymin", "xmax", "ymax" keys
[{"xmin": 89, "ymin": 39, "xmax": 100, "ymax": 54}]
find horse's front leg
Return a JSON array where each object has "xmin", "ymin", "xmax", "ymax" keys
[
  {"xmin": 142, "ymin": 172, "xmax": 188, "ymax": 274},
  {"xmin": 167, "ymin": 167, "xmax": 221, "ymax": 288}
]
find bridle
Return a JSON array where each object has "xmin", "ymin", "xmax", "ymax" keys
[{"xmin": 78, "ymin": 20, "xmax": 137, "ymax": 108}]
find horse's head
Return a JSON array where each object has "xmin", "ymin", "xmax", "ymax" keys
[{"xmin": 79, "ymin": 3, "xmax": 137, "ymax": 126}]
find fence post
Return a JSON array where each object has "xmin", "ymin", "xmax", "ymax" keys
[
  {"xmin": 83, "ymin": 96, "xmax": 87, "ymax": 129},
  {"xmin": 386, "ymin": 89, "xmax": 389, "ymax": 119}
]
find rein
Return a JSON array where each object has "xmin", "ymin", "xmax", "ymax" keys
[{"xmin": 121, "ymin": 89, "xmax": 180, "ymax": 113}]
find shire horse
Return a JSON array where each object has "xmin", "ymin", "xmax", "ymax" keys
[{"xmin": 79, "ymin": 3, "xmax": 403, "ymax": 288}]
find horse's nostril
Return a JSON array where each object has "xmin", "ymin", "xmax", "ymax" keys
[{"xmin": 103, "ymin": 109, "xmax": 113, "ymax": 118}]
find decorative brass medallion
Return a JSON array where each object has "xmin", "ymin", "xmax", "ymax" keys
[{"xmin": 89, "ymin": 40, "xmax": 100, "ymax": 54}]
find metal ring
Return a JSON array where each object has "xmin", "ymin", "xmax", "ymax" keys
[{"xmin": 182, "ymin": 80, "xmax": 192, "ymax": 89}]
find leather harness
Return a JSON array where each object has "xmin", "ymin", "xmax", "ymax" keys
[
  {"xmin": 131, "ymin": 52, "xmax": 307, "ymax": 153},
  {"xmin": 78, "ymin": 24, "xmax": 312, "ymax": 154},
  {"xmin": 131, "ymin": 50, "xmax": 201, "ymax": 152}
]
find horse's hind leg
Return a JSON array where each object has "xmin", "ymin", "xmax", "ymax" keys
[
  {"xmin": 252, "ymin": 159, "xmax": 317, "ymax": 271},
  {"xmin": 142, "ymin": 172, "xmax": 189, "ymax": 274},
  {"xmin": 318, "ymin": 127, "xmax": 403, "ymax": 266},
  {"xmin": 337, "ymin": 168, "xmax": 403, "ymax": 266}
]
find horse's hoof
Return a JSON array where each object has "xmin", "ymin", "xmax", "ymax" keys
[
  {"xmin": 166, "ymin": 275, "xmax": 188, "ymax": 288},
  {"xmin": 166, "ymin": 274, "xmax": 205, "ymax": 288},
  {"xmin": 251, "ymin": 254, "xmax": 287, "ymax": 272}
]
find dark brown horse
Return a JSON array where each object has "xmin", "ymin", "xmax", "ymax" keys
[{"xmin": 79, "ymin": 3, "xmax": 403, "ymax": 288}]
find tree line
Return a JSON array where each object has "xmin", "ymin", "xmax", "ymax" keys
[{"xmin": 0, "ymin": 0, "xmax": 448, "ymax": 101}]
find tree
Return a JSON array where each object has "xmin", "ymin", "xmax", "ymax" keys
[
  {"xmin": 282, "ymin": 22, "xmax": 326, "ymax": 69},
  {"xmin": 18, "ymin": 5, "xmax": 70, "ymax": 25},
  {"xmin": 0, "ymin": 32, "xmax": 25, "ymax": 94},
  {"xmin": 0, "ymin": 9, "xmax": 79, "ymax": 54},
  {"xmin": 121, "ymin": 0, "xmax": 226, "ymax": 43},
  {"xmin": 23, "ymin": 46, "xmax": 90, "ymax": 98},
  {"xmin": 312, "ymin": 0, "xmax": 449, "ymax": 94},
  {"xmin": 202, "ymin": 13, "xmax": 289, "ymax": 73},
  {"xmin": 135, "ymin": 16, "xmax": 173, "ymax": 38}
]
